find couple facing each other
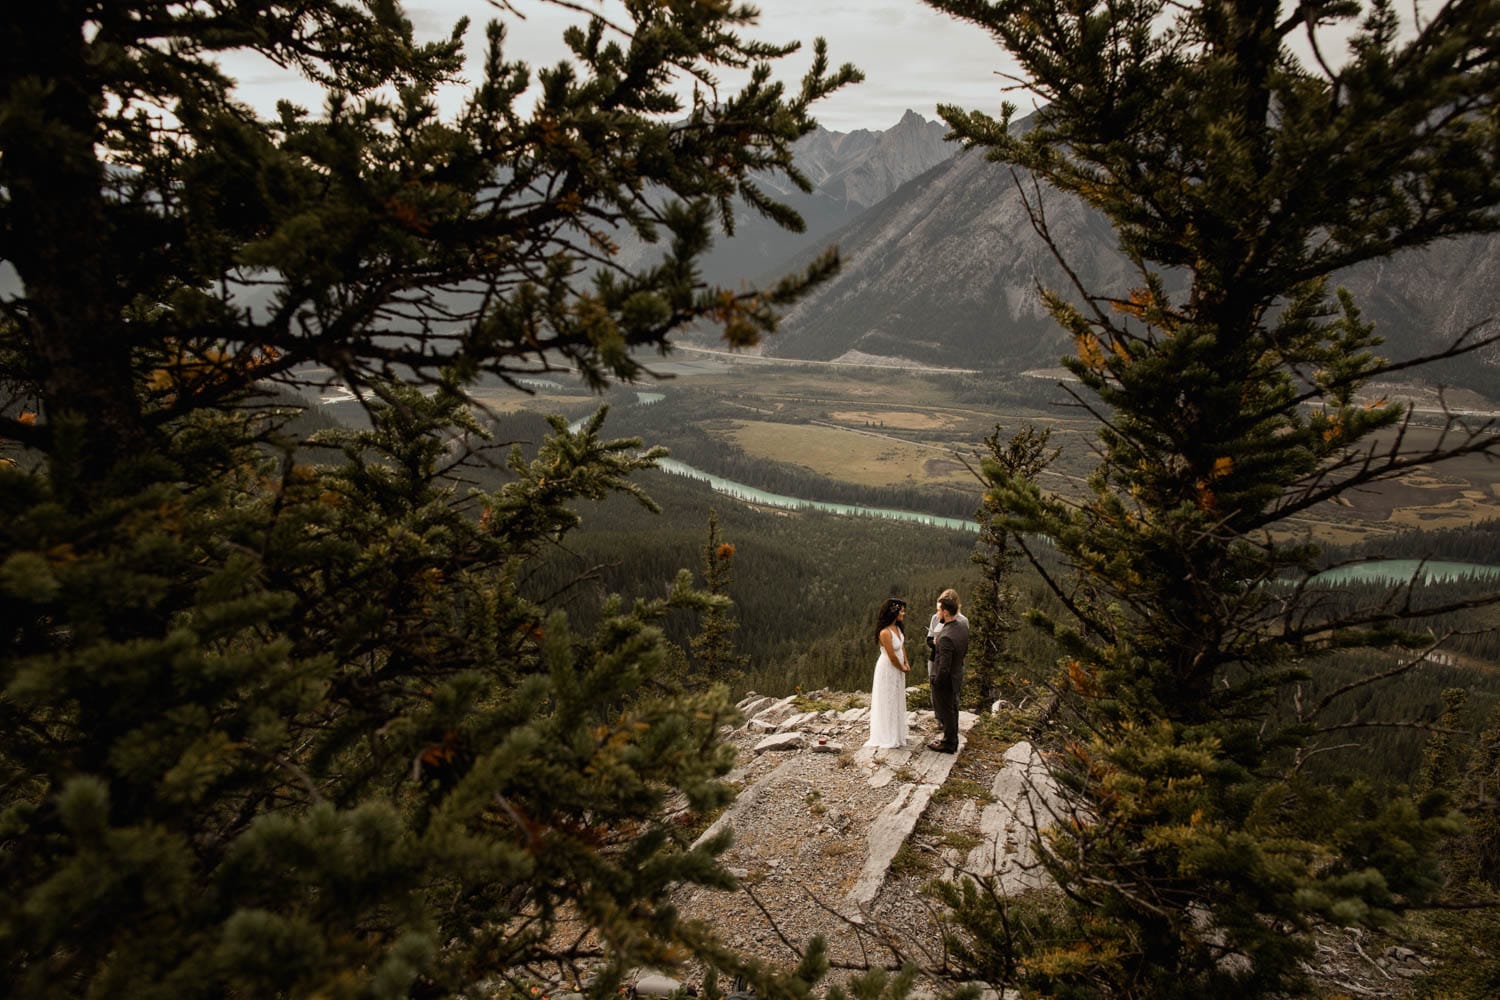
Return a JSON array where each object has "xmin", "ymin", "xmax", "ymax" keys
[{"xmin": 864, "ymin": 589, "xmax": 969, "ymax": 753}]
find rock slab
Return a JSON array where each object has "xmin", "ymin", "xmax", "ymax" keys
[{"xmin": 962, "ymin": 740, "xmax": 1063, "ymax": 894}]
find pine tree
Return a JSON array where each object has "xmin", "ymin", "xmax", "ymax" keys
[
  {"xmin": 689, "ymin": 509, "xmax": 751, "ymax": 685},
  {"xmin": 927, "ymin": 0, "xmax": 1500, "ymax": 995},
  {"xmin": 1414, "ymin": 697, "xmax": 1500, "ymax": 997},
  {"xmin": 967, "ymin": 426, "xmax": 1054, "ymax": 711},
  {"xmin": 1464, "ymin": 706, "xmax": 1500, "ymax": 891},
  {"xmin": 0, "ymin": 2, "xmax": 859, "ymax": 996}
]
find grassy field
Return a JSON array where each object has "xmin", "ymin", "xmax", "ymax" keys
[
  {"xmin": 487, "ymin": 358, "xmax": 1500, "ymax": 543},
  {"xmin": 1278, "ymin": 420, "xmax": 1500, "ymax": 543},
  {"xmin": 722, "ymin": 420, "xmax": 977, "ymax": 488}
]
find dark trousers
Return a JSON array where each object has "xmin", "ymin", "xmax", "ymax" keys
[{"xmin": 931, "ymin": 667, "xmax": 962, "ymax": 749}]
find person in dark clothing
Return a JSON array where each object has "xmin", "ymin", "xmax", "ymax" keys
[
  {"xmin": 924, "ymin": 587, "xmax": 967, "ymax": 665},
  {"xmin": 927, "ymin": 593, "xmax": 969, "ymax": 753}
]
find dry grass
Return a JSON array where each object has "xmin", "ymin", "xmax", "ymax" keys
[
  {"xmin": 827, "ymin": 409, "xmax": 958, "ymax": 431},
  {"xmin": 820, "ymin": 837, "xmax": 859, "ymax": 859},
  {"xmin": 465, "ymin": 391, "xmax": 581, "ymax": 412},
  {"xmin": 724, "ymin": 420, "xmax": 972, "ymax": 488},
  {"xmin": 1293, "ymin": 465, "xmax": 1500, "ymax": 534}
]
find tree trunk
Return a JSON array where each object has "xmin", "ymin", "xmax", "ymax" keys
[{"xmin": 2, "ymin": 3, "xmax": 155, "ymax": 504}]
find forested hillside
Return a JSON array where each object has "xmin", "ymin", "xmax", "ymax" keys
[
  {"xmin": 522, "ymin": 469, "xmax": 980, "ymax": 689},
  {"xmin": 1332, "ymin": 517, "xmax": 1500, "ymax": 565}
]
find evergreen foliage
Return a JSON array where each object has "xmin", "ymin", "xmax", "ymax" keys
[
  {"xmin": 928, "ymin": 0, "xmax": 1500, "ymax": 995},
  {"xmin": 1411, "ymin": 696, "xmax": 1500, "ymax": 997},
  {"xmin": 0, "ymin": 2, "xmax": 863, "ymax": 996},
  {"xmin": 687, "ymin": 509, "xmax": 751, "ymax": 685},
  {"xmin": 967, "ymin": 426, "xmax": 1055, "ymax": 711},
  {"xmin": 1459, "ymin": 704, "xmax": 1500, "ymax": 890},
  {"xmin": 1332, "ymin": 516, "xmax": 1500, "ymax": 565}
]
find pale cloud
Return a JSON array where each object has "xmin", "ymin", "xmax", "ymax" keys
[
  {"xmin": 746, "ymin": 0, "xmax": 1015, "ymax": 129},
  {"xmin": 217, "ymin": 1, "xmax": 1018, "ymax": 134},
  {"xmin": 215, "ymin": 2, "xmax": 1434, "ymax": 134}
]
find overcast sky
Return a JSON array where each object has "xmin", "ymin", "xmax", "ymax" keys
[{"xmin": 224, "ymin": 1, "xmax": 1020, "ymax": 134}]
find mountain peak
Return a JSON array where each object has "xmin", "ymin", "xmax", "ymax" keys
[{"xmin": 681, "ymin": 109, "xmax": 957, "ymax": 285}]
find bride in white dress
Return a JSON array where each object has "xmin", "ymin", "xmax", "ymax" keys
[{"xmin": 865, "ymin": 598, "xmax": 912, "ymax": 748}]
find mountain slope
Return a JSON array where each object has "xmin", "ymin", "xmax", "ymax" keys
[
  {"xmin": 764, "ymin": 146, "xmax": 1500, "ymax": 393},
  {"xmin": 764, "ymin": 147, "xmax": 1131, "ymax": 370}
]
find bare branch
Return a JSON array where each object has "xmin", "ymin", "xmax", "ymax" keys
[
  {"xmin": 1305, "ymin": 633, "xmax": 1457, "ymax": 722},
  {"xmin": 738, "ymin": 882, "xmax": 805, "ymax": 960}
]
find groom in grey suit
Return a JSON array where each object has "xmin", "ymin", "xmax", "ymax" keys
[{"xmin": 927, "ymin": 594, "xmax": 969, "ymax": 753}]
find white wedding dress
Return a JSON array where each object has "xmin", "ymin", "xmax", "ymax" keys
[{"xmin": 865, "ymin": 627, "xmax": 908, "ymax": 748}]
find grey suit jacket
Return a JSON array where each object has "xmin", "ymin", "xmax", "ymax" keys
[{"xmin": 932, "ymin": 617, "xmax": 969, "ymax": 682}]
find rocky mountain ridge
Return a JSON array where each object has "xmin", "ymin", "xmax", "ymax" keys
[
  {"xmin": 760, "ymin": 141, "xmax": 1500, "ymax": 395},
  {"xmin": 693, "ymin": 111, "xmax": 955, "ymax": 286},
  {"xmin": 771, "ymin": 110, "xmax": 955, "ymax": 212}
]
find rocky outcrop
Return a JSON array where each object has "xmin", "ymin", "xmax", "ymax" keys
[
  {"xmin": 961, "ymin": 740, "xmax": 1063, "ymax": 894},
  {"xmin": 552, "ymin": 693, "xmax": 1424, "ymax": 999},
  {"xmin": 673, "ymin": 690, "xmax": 1058, "ymax": 978},
  {"xmin": 846, "ymin": 728, "xmax": 974, "ymax": 907}
]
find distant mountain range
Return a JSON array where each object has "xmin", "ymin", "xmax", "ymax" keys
[
  {"xmin": 761, "ymin": 144, "xmax": 1128, "ymax": 371},
  {"xmin": 747, "ymin": 115, "xmax": 1500, "ymax": 395},
  {"xmin": 693, "ymin": 109, "xmax": 954, "ymax": 286}
]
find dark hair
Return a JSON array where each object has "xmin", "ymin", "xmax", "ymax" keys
[
  {"xmin": 938, "ymin": 595, "xmax": 959, "ymax": 617},
  {"xmin": 876, "ymin": 597, "xmax": 907, "ymax": 638}
]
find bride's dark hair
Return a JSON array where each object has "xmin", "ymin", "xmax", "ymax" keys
[{"xmin": 875, "ymin": 597, "xmax": 907, "ymax": 638}]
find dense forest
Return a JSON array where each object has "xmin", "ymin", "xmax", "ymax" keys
[
  {"xmin": 1330, "ymin": 517, "xmax": 1500, "ymax": 566},
  {"xmin": 511, "ymin": 447, "xmax": 985, "ymax": 693}
]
